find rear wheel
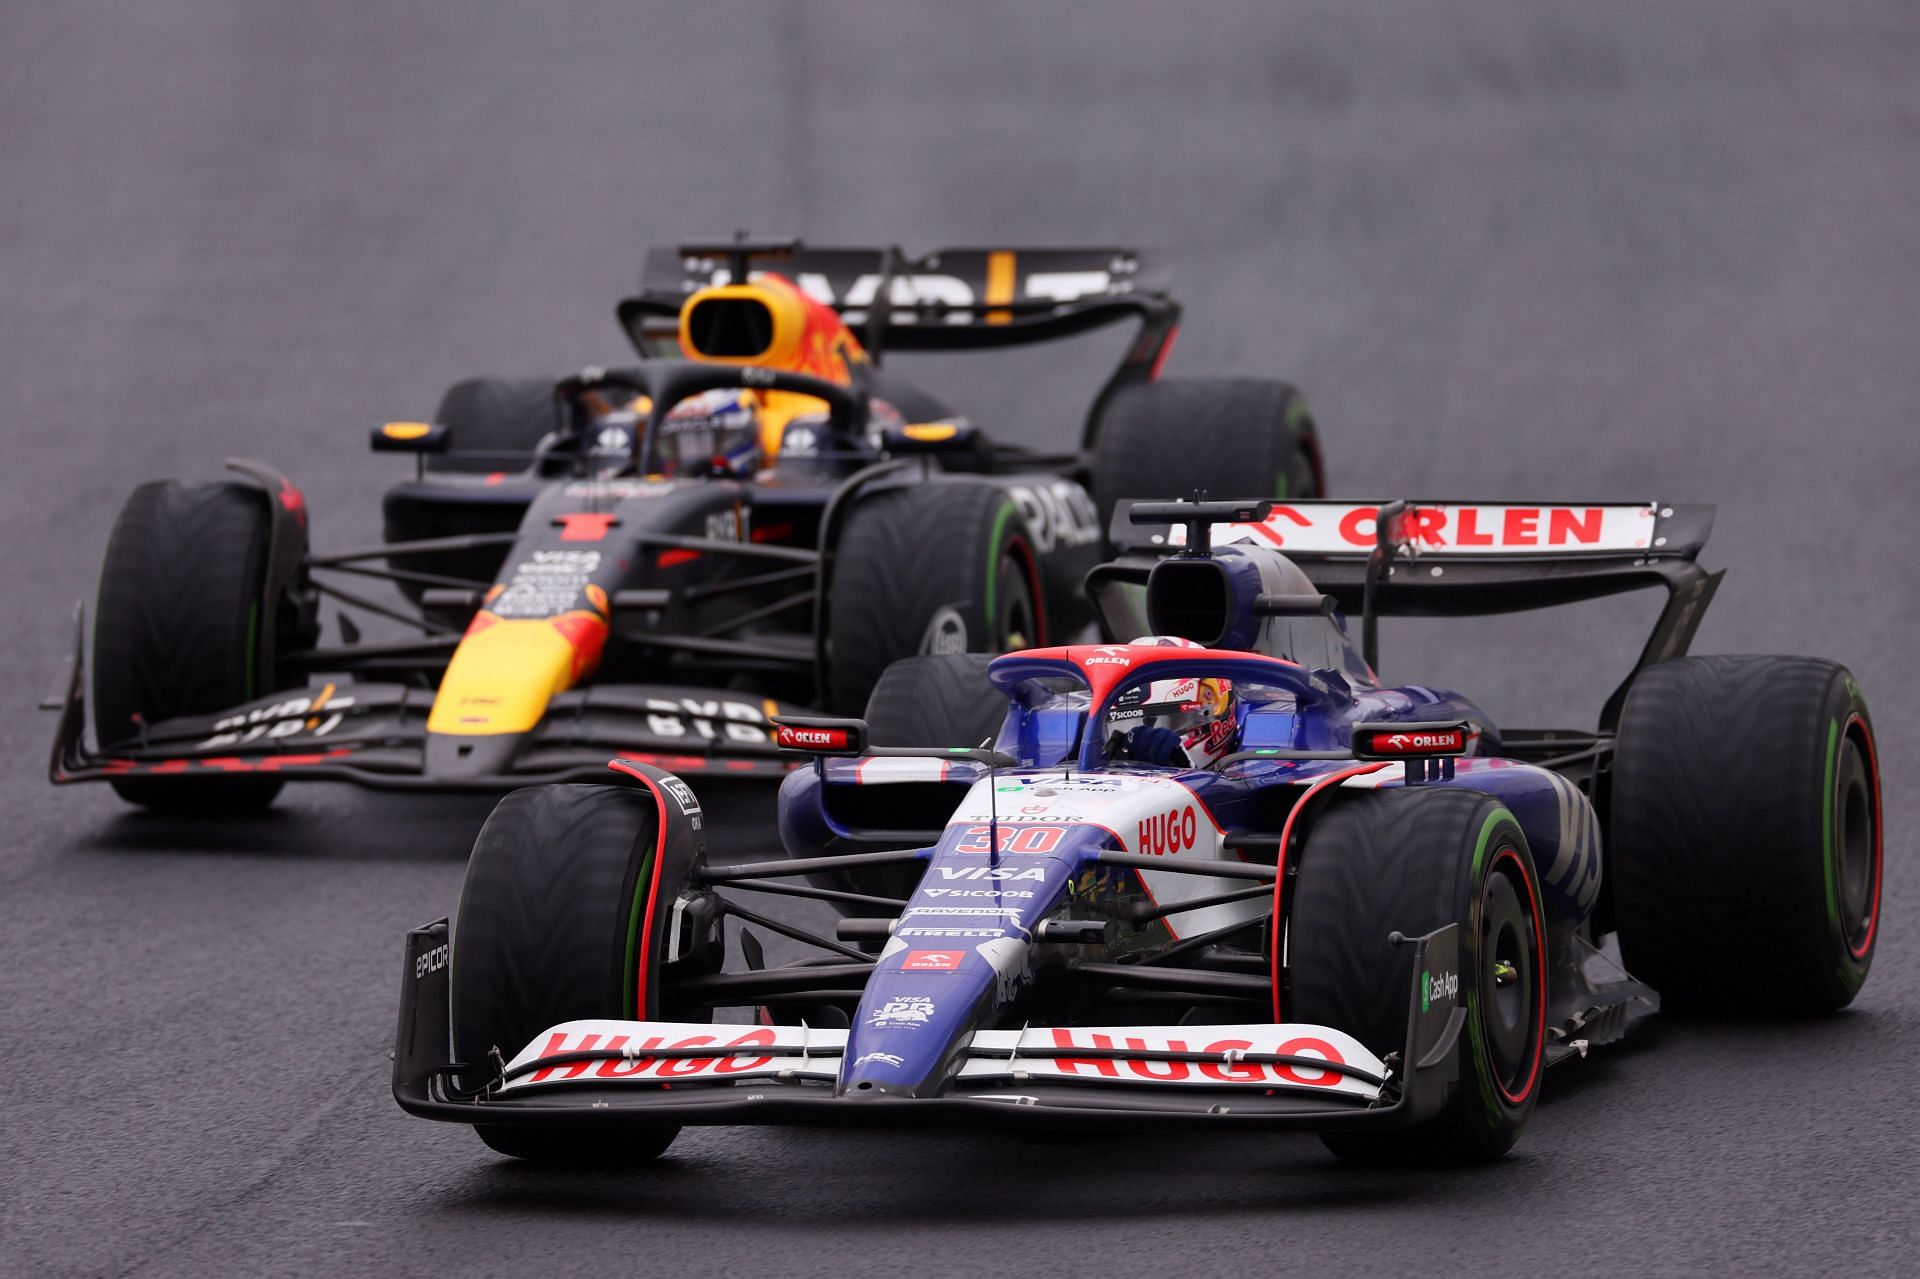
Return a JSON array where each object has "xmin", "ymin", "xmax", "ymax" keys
[
  {"xmin": 827, "ymin": 483, "xmax": 1041, "ymax": 714},
  {"xmin": 425, "ymin": 376, "xmax": 556, "ymax": 474},
  {"xmin": 1089, "ymin": 378, "xmax": 1324, "ymax": 528},
  {"xmin": 1610, "ymin": 656, "xmax": 1880, "ymax": 1014},
  {"xmin": 452, "ymin": 784, "xmax": 691, "ymax": 1163},
  {"xmin": 840, "ymin": 654, "xmax": 1005, "ymax": 902},
  {"xmin": 385, "ymin": 376, "xmax": 555, "ymax": 612},
  {"xmin": 91, "ymin": 480, "xmax": 299, "ymax": 813},
  {"xmin": 864, "ymin": 653, "xmax": 1005, "ymax": 753},
  {"xmin": 1291, "ymin": 788, "xmax": 1547, "ymax": 1163}
]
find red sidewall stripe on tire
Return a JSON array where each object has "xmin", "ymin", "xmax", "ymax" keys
[
  {"xmin": 1846, "ymin": 713, "xmax": 1882, "ymax": 962},
  {"xmin": 1488, "ymin": 843, "xmax": 1547, "ymax": 1107},
  {"xmin": 1006, "ymin": 534, "xmax": 1045, "ymax": 646},
  {"xmin": 1268, "ymin": 762, "xmax": 1393, "ymax": 1022},
  {"xmin": 608, "ymin": 760, "xmax": 673, "ymax": 1019}
]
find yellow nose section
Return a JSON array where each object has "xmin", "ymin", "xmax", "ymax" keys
[{"xmin": 425, "ymin": 611, "xmax": 608, "ymax": 736}]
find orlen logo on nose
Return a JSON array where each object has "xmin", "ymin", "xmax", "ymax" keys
[
  {"xmin": 776, "ymin": 725, "xmax": 848, "ymax": 750},
  {"xmin": 1368, "ymin": 729, "xmax": 1464, "ymax": 755}
]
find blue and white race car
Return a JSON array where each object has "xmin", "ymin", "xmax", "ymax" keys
[{"xmin": 395, "ymin": 497, "xmax": 1882, "ymax": 1164}]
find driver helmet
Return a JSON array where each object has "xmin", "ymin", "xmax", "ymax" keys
[
  {"xmin": 657, "ymin": 390, "xmax": 762, "ymax": 478},
  {"xmin": 1116, "ymin": 635, "xmax": 1240, "ymax": 768}
]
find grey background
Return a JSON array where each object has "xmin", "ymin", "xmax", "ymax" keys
[{"xmin": 4, "ymin": 2, "xmax": 1917, "ymax": 1275}]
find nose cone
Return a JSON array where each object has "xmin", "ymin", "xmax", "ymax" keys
[
  {"xmin": 838, "ymin": 964, "xmax": 998, "ymax": 1099},
  {"xmin": 424, "ymin": 731, "xmax": 524, "ymax": 781},
  {"xmin": 421, "ymin": 611, "xmax": 606, "ymax": 782}
]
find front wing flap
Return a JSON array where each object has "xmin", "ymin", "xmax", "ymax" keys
[{"xmin": 393, "ymin": 921, "xmax": 1466, "ymax": 1133}]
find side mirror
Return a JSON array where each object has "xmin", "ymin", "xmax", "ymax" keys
[
  {"xmin": 371, "ymin": 421, "xmax": 451, "ymax": 453},
  {"xmin": 771, "ymin": 715, "xmax": 870, "ymax": 756},
  {"xmin": 1351, "ymin": 720, "xmax": 1469, "ymax": 760}
]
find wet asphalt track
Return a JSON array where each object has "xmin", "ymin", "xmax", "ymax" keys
[{"xmin": 5, "ymin": 3, "xmax": 1920, "ymax": 1275}]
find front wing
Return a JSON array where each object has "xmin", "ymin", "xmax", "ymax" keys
[
  {"xmin": 393, "ymin": 920, "xmax": 1466, "ymax": 1133},
  {"xmin": 48, "ymin": 621, "xmax": 797, "ymax": 791}
]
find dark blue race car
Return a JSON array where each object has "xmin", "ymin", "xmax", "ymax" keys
[{"xmin": 395, "ymin": 496, "xmax": 1882, "ymax": 1164}]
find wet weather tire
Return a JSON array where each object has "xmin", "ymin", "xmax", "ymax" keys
[
  {"xmin": 452, "ymin": 784, "xmax": 684, "ymax": 1163},
  {"xmin": 1291, "ymin": 788, "xmax": 1547, "ymax": 1163},
  {"xmin": 864, "ymin": 653, "xmax": 1005, "ymax": 752},
  {"xmin": 837, "ymin": 653, "xmax": 1006, "ymax": 903},
  {"xmin": 425, "ymin": 376, "xmax": 556, "ymax": 474},
  {"xmin": 1609, "ymin": 656, "xmax": 1881, "ymax": 1015},
  {"xmin": 1089, "ymin": 378, "xmax": 1324, "ymax": 528},
  {"xmin": 91, "ymin": 480, "xmax": 285, "ymax": 813},
  {"xmin": 828, "ymin": 483, "xmax": 1041, "ymax": 715}
]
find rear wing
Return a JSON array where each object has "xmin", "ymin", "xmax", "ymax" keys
[
  {"xmin": 624, "ymin": 242, "xmax": 1172, "ymax": 349},
  {"xmin": 618, "ymin": 240, "xmax": 1181, "ymax": 450},
  {"xmin": 1108, "ymin": 498, "xmax": 1715, "ymax": 613},
  {"xmin": 1098, "ymin": 498, "xmax": 1723, "ymax": 729}
]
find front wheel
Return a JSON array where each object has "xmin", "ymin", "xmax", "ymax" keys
[
  {"xmin": 1290, "ymin": 788, "xmax": 1547, "ymax": 1163},
  {"xmin": 91, "ymin": 479, "xmax": 303, "ymax": 813},
  {"xmin": 451, "ymin": 781, "xmax": 711, "ymax": 1163},
  {"xmin": 474, "ymin": 1124, "xmax": 679, "ymax": 1166}
]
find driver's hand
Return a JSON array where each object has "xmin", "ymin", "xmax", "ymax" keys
[{"xmin": 1124, "ymin": 726, "xmax": 1191, "ymax": 767}]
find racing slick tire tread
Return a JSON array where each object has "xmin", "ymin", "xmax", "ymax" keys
[
  {"xmin": 1609, "ymin": 655, "xmax": 1880, "ymax": 1015},
  {"xmin": 91, "ymin": 480, "xmax": 284, "ymax": 813},
  {"xmin": 452, "ymin": 783, "xmax": 682, "ymax": 1163},
  {"xmin": 425, "ymin": 376, "xmax": 556, "ymax": 474},
  {"xmin": 828, "ymin": 482, "xmax": 1041, "ymax": 715},
  {"xmin": 1089, "ymin": 378, "xmax": 1324, "ymax": 529},
  {"xmin": 1291, "ymin": 788, "xmax": 1546, "ymax": 1163}
]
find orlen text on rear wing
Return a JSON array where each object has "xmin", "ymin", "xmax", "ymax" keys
[
  {"xmin": 618, "ymin": 241, "xmax": 1180, "ymax": 447},
  {"xmin": 1098, "ymin": 498, "xmax": 1722, "ymax": 730}
]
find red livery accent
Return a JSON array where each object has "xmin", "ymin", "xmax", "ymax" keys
[
  {"xmin": 1365, "ymin": 728, "xmax": 1465, "ymax": 756},
  {"xmin": 555, "ymin": 512, "xmax": 619, "ymax": 542},
  {"xmin": 276, "ymin": 479, "xmax": 307, "ymax": 529},
  {"xmin": 525, "ymin": 1027, "xmax": 778, "ymax": 1083},
  {"xmin": 902, "ymin": 950, "xmax": 964, "ymax": 971},
  {"xmin": 953, "ymin": 823, "xmax": 1066, "ymax": 854},
  {"xmin": 1136, "ymin": 805, "xmax": 1200, "ymax": 855},
  {"xmin": 776, "ymin": 724, "xmax": 850, "ymax": 751},
  {"xmin": 1044, "ymin": 1028, "xmax": 1350, "ymax": 1087}
]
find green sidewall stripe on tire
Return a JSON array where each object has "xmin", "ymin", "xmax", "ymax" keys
[
  {"xmin": 622, "ymin": 846, "xmax": 658, "ymax": 1017},
  {"xmin": 984, "ymin": 501, "xmax": 1014, "ymax": 629},
  {"xmin": 1464, "ymin": 806, "xmax": 1521, "ymax": 1125}
]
